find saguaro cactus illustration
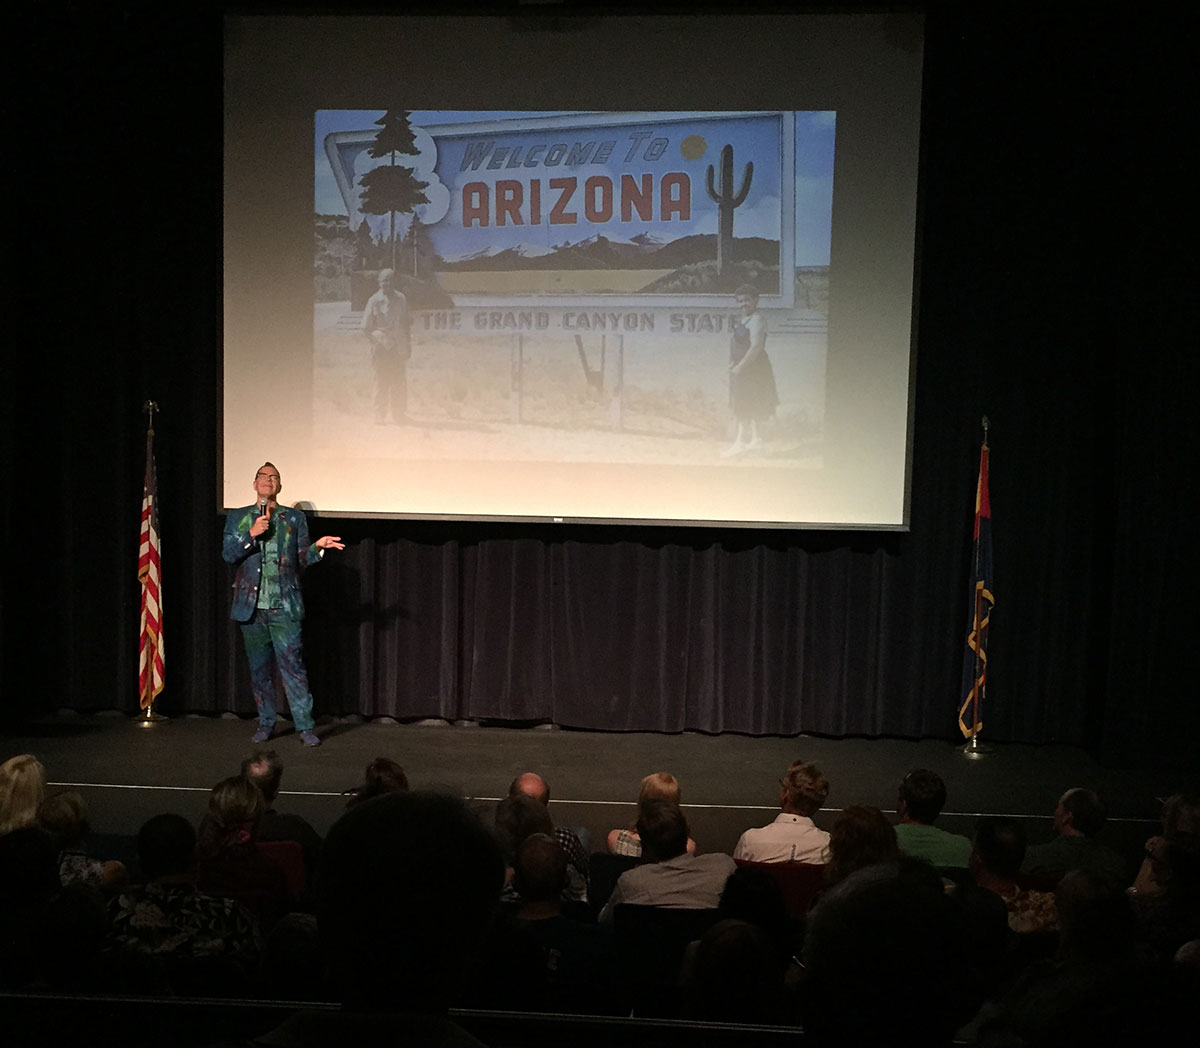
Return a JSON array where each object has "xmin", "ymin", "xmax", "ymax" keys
[{"xmin": 705, "ymin": 144, "xmax": 754, "ymax": 277}]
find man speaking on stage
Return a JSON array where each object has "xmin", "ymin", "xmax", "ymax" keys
[{"xmin": 222, "ymin": 462, "xmax": 344, "ymax": 747}]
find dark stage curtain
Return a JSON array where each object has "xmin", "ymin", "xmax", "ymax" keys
[
  {"xmin": 291, "ymin": 528, "xmax": 933, "ymax": 735},
  {"xmin": 5, "ymin": 9, "xmax": 1191, "ymax": 766},
  {"xmin": 206, "ymin": 523, "xmax": 954, "ymax": 737}
]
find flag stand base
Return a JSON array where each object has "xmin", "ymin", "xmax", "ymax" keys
[
  {"xmin": 961, "ymin": 735, "xmax": 992, "ymax": 760},
  {"xmin": 137, "ymin": 706, "xmax": 168, "ymax": 728}
]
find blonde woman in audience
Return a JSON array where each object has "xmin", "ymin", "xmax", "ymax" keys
[
  {"xmin": 0, "ymin": 753, "xmax": 46, "ymax": 835},
  {"xmin": 606, "ymin": 772, "xmax": 696, "ymax": 857}
]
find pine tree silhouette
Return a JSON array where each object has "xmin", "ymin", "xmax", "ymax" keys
[{"xmin": 359, "ymin": 110, "xmax": 429, "ymax": 271}]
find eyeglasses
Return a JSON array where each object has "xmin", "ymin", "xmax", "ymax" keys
[{"xmin": 255, "ymin": 472, "xmax": 280, "ymax": 481}]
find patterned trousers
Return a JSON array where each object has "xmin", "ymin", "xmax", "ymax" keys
[{"xmin": 240, "ymin": 609, "xmax": 315, "ymax": 731}]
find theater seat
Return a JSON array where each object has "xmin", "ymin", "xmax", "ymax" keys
[
  {"xmin": 587, "ymin": 852, "xmax": 642, "ymax": 915},
  {"xmin": 612, "ymin": 904, "xmax": 722, "ymax": 1018},
  {"xmin": 733, "ymin": 858, "xmax": 827, "ymax": 917},
  {"xmin": 257, "ymin": 839, "xmax": 306, "ymax": 900},
  {"xmin": 1015, "ymin": 869, "xmax": 1060, "ymax": 892}
]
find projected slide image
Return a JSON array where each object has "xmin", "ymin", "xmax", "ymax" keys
[{"xmin": 313, "ymin": 110, "xmax": 833, "ymax": 470}]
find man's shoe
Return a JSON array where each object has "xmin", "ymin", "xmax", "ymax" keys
[
  {"xmin": 299, "ymin": 729, "xmax": 322, "ymax": 747},
  {"xmin": 251, "ymin": 726, "xmax": 272, "ymax": 743}
]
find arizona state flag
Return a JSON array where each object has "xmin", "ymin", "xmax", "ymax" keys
[{"xmin": 958, "ymin": 440, "xmax": 993, "ymax": 738}]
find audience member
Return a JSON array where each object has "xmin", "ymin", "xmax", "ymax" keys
[
  {"xmin": 681, "ymin": 918, "xmax": 785, "ymax": 1024},
  {"xmin": 733, "ymin": 760, "xmax": 831, "ymax": 864},
  {"xmin": 343, "ymin": 755, "xmax": 409, "ymax": 807},
  {"xmin": 972, "ymin": 816, "xmax": 1058, "ymax": 935},
  {"xmin": 975, "ymin": 868, "xmax": 1190, "ymax": 1047},
  {"xmin": 599, "ymin": 800, "xmax": 736, "ymax": 922},
  {"xmin": 954, "ymin": 819, "xmax": 1062, "ymax": 1023},
  {"xmin": 195, "ymin": 775, "xmax": 293, "ymax": 928},
  {"xmin": 512, "ymin": 832, "xmax": 571, "ymax": 911},
  {"xmin": 1128, "ymin": 792, "xmax": 1200, "ymax": 964},
  {"xmin": 38, "ymin": 789, "xmax": 126, "ymax": 889},
  {"xmin": 472, "ymin": 832, "xmax": 625, "ymax": 1015},
  {"xmin": 1022, "ymin": 787, "xmax": 1128, "ymax": 887},
  {"xmin": 108, "ymin": 812, "xmax": 263, "ymax": 996},
  {"xmin": 1131, "ymin": 791, "xmax": 1200, "ymax": 892},
  {"xmin": 260, "ymin": 910, "xmax": 324, "ymax": 1003},
  {"xmin": 254, "ymin": 790, "xmax": 506, "ymax": 1045},
  {"xmin": 713, "ymin": 863, "xmax": 794, "ymax": 959},
  {"xmin": 509, "ymin": 771, "xmax": 589, "ymax": 900},
  {"xmin": 606, "ymin": 772, "xmax": 696, "ymax": 857},
  {"xmin": 495, "ymin": 793, "xmax": 553, "ymax": 858},
  {"xmin": 0, "ymin": 823, "xmax": 61, "ymax": 989},
  {"xmin": 242, "ymin": 748, "xmax": 323, "ymax": 885},
  {"xmin": 680, "ymin": 863, "xmax": 795, "ymax": 1010},
  {"xmin": 515, "ymin": 833, "xmax": 621, "ymax": 1004},
  {"xmin": 800, "ymin": 855, "xmax": 981, "ymax": 1047},
  {"xmin": 893, "ymin": 768, "xmax": 972, "ymax": 869},
  {"xmin": 1055, "ymin": 867, "xmax": 1135, "ymax": 962},
  {"xmin": 825, "ymin": 804, "xmax": 898, "ymax": 888},
  {"xmin": 36, "ymin": 878, "xmax": 118, "ymax": 993},
  {"xmin": 0, "ymin": 753, "xmax": 46, "ymax": 835},
  {"xmin": 1175, "ymin": 938, "xmax": 1199, "ymax": 966}
]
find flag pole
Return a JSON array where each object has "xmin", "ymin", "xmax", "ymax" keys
[
  {"xmin": 138, "ymin": 400, "xmax": 167, "ymax": 726},
  {"xmin": 961, "ymin": 416, "xmax": 993, "ymax": 760}
]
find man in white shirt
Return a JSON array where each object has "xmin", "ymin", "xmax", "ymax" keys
[{"xmin": 733, "ymin": 760, "xmax": 831, "ymax": 864}]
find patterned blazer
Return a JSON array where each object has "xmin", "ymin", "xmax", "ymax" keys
[{"xmin": 222, "ymin": 503, "xmax": 323, "ymax": 623}]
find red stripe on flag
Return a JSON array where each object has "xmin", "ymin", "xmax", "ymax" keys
[{"xmin": 973, "ymin": 444, "xmax": 991, "ymax": 537}]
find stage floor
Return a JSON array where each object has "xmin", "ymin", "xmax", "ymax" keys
[
  {"xmin": 7, "ymin": 715, "xmax": 1190, "ymax": 869},
  {"xmin": 5, "ymin": 712, "xmax": 1194, "ymax": 871}
]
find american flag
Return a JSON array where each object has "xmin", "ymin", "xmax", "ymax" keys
[{"xmin": 138, "ymin": 425, "xmax": 164, "ymax": 707}]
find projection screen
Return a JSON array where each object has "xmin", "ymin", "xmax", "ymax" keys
[{"xmin": 223, "ymin": 13, "xmax": 924, "ymax": 528}]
